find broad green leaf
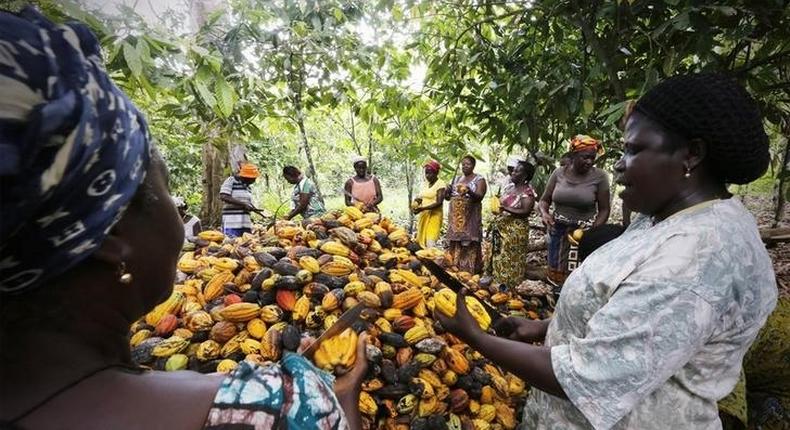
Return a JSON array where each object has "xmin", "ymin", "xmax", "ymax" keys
[
  {"xmin": 216, "ymin": 79, "xmax": 238, "ymax": 118},
  {"xmin": 519, "ymin": 122, "xmax": 530, "ymax": 144},
  {"xmin": 123, "ymin": 42, "xmax": 142, "ymax": 77},
  {"xmin": 582, "ymin": 97, "xmax": 594, "ymax": 117},
  {"xmin": 136, "ymin": 38, "xmax": 151, "ymax": 63},
  {"xmin": 194, "ymin": 77, "xmax": 217, "ymax": 109}
]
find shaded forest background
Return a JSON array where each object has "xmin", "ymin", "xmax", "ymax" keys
[{"xmin": 6, "ymin": 0, "xmax": 790, "ymax": 232}]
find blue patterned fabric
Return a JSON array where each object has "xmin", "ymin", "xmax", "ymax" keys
[
  {"xmin": 205, "ymin": 353, "xmax": 347, "ymax": 429},
  {"xmin": 0, "ymin": 8, "xmax": 151, "ymax": 293}
]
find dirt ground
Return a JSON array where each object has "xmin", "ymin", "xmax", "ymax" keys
[{"xmin": 742, "ymin": 195, "xmax": 790, "ymax": 298}]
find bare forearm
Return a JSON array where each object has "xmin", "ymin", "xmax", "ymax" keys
[
  {"xmin": 539, "ymin": 200, "xmax": 551, "ymax": 216},
  {"xmin": 221, "ymin": 195, "xmax": 249, "ymax": 209},
  {"xmin": 337, "ymin": 392, "xmax": 363, "ymax": 430},
  {"xmin": 469, "ymin": 332, "xmax": 566, "ymax": 399},
  {"xmin": 593, "ymin": 208, "xmax": 610, "ymax": 227}
]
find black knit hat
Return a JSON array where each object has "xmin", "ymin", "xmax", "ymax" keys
[{"xmin": 634, "ymin": 73, "xmax": 770, "ymax": 185}]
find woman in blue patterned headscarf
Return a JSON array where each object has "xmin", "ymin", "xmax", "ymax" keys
[{"xmin": 0, "ymin": 8, "xmax": 368, "ymax": 429}]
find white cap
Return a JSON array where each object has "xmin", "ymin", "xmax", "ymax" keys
[{"xmin": 506, "ymin": 156, "xmax": 525, "ymax": 168}]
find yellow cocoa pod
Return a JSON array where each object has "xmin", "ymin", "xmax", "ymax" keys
[
  {"xmin": 220, "ymin": 303, "xmax": 261, "ymax": 322},
  {"xmin": 177, "ymin": 255, "xmax": 203, "ymax": 274},
  {"xmin": 204, "ymin": 271, "xmax": 235, "ymax": 302},
  {"xmin": 433, "ymin": 288, "xmax": 491, "ymax": 330},
  {"xmin": 397, "ymin": 394, "xmax": 418, "ymax": 415},
  {"xmin": 343, "ymin": 206, "xmax": 364, "ymax": 221},
  {"xmin": 320, "ymin": 241, "xmax": 351, "ymax": 257},
  {"xmin": 480, "ymin": 386, "xmax": 495, "ymax": 404},
  {"xmin": 442, "ymin": 370, "xmax": 458, "ymax": 386},
  {"xmin": 417, "ymin": 395, "xmax": 438, "ymax": 417},
  {"xmin": 478, "ymin": 404, "xmax": 496, "ymax": 422},
  {"xmin": 418, "ymin": 369, "xmax": 443, "ymax": 389},
  {"xmin": 357, "ymin": 291, "xmax": 381, "ymax": 308},
  {"xmin": 494, "ymin": 401, "xmax": 516, "ymax": 429},
  {"xmin": 382, "ymin": 308, "xmax": 402, "ymax": 321},
  {"xmin": 259, "ymin": 305, "xmax": 284, "ymax": 323},
  {"xmin": 472, "ymin": 419, "xmax": 491, "ymax": 430},
  {"xmin": 165, "ymin": 354, "xmax": 189, "ymax": 371},
  {"xmin": 242, "ymin": 255, "xmax": 261, "ymax": 272},
  {"xmin": 240, "ymin": 338, "xmax": 262, "ymax": 355},
  {"xmin": 145, "ymin": 291, "xmax": 186, "ymax": 326},
  {"xmin": 392, "ymin": 288, "xmax": 423, "ymax": 310},
  {"xmin": 404, "ymin": 325, "xmax": 430, "ymax": 345},
  {"xmin": 130, "ymin": 329, "xmax": 152, "ymax": 347},
  {"xmin": 391, "ymin": 269, "xmax": 424, "ymax": 288},
  {"xmin": 359, "ymin": 391, "xmax": 378, "ymax": 416},
  {"xmin": 375, "ymin": 317, "xmax": 392, "ymax": 333},
  {"xmin": 152, "ymin": 336, "xmax": 189, "ymax": 358},
  {"xmin": 216, "ymin": 359, "xmax": 239, "ymax": 373},
  {"xmin": 354, "ymin": 217, "xmax": 374, "ymax": 230},
  {"xmin": 246, "ymin": 318, "xmax": 267, "ymax": 339},
  {"xmin": 214, "ymin": 257, "xmax": 238, "ymax": 272},
  {"xmin": 507, "ymin": 373, "xmax": 525, "ymax": 396},
  {"xmin": 320, "ymin": 261, "xmax": 354, "ymax": 277},
  {"xmin": 196, "ymin": 340, "xmax": 221, "ymax": 361},
  {"xmin": 198, "ymin": 230, "xmax": 225, "ymax": 242},
  {"xmin": 298, "ymin": 256, "xmax": 321, "ymax": 274},
  {"xmin": 444, "ymin": 347, "xmax": 470, "ymax": 374},
  {"xmin": 343, "ymin": 281, "xmax": 367, "ymax": 296},
  {"xmin": 292, "ymin": 295, "xmax": 311, "ymax": 321}
]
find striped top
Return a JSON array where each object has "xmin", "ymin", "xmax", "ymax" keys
[{"xmin": 220, "ymin": 177, "xmax": 253, "ymax": 230}]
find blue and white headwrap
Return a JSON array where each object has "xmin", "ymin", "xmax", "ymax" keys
[{"xmin": 0, "ymin": 8, "xmax": 151, "ymax": 294}]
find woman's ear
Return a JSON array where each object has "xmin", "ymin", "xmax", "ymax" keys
[
  {"xmin": 91, "ymin": 232, "xmax": 131, "ymax": 267},
  {"xmin": 686, "ymin": 138, "xmax": 708, "ymax": 171}
]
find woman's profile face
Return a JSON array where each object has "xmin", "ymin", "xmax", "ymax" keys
[
  {"xmin": 615, "ymin": 112, "xmax": 688, "ymax": 216},
  {"xmin": 118, "ymin": 158, "xmax": 185, "ymax": 308}
]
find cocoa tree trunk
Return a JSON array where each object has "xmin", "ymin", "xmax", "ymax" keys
[
  {"xmin": 406, "ymin": 159, "xmax": 416, "ymax": 234},
  {"xmin": 201, "ymin": 141, "xmax": 226, "ymax": 228},
  {"xmin": 296, "ymin": 114, "xmax": 323, "ymax": 201},
  {"xmin": 288, "ymin": 48, "xmax": 323, "ymax": 202},
  {"xmin": 773, "ymin": 129, "xmax": 789, "ymax": 227},
  {"xmin": 194, "ymin": 0, "xmax": 227, "ymax": 228}
]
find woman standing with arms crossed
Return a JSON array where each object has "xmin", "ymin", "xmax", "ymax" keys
[
  {"xmin": 490, "ymin": 160, "xmax": 537, "ymax": 286},
  {"xmin": 539, "ymin": 135, "xmax": 610, "ymax": 285},
  {"xmin": 445, "ymin": 155, "xmax": 487, "ymax": 274}
]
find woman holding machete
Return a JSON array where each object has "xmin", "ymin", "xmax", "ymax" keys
[{"xmin": 437, "ymin": 73, "xmax": 777, "ymax": 429}]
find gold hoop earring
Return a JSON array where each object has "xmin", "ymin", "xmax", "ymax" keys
[{"xmin": 118, "ymin": 262, "xmax": 133, "ymax": 285}]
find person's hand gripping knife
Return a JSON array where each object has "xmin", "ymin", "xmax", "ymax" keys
[{"xmin": 434, "ymin": 288, "xmax": 567, "ymax": 398}]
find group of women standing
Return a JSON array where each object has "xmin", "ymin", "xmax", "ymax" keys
[{"xmin": 413, "ymin": 136, "xmax": 611, "ymax": 289}]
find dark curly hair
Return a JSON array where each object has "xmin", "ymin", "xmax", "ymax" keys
[{"xmin": 634, "ymin": 73, "xmax": 769, "ymax": 185}]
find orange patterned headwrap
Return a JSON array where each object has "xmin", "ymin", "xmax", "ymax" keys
[{"xmin": 569, "ymin": 135, "xmax": 605, "ymax": 156}]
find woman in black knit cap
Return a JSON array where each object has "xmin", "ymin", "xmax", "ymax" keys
[{"xmin": 437, "ymin": 73, "xmax": 777, "ymax": 429}]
